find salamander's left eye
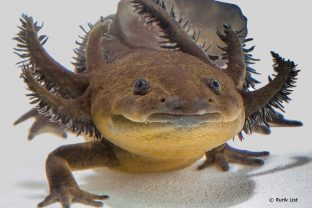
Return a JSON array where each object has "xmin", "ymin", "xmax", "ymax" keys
[
  {"xmin": 206, "ymin": 78, "xmax": 221, "ymax": 94},
  {"xmin": 133, "ymin": 79, "xmax": 150, "ymax": 95}
]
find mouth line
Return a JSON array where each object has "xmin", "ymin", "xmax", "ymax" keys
[
  {"xmin": 112, "ymin": 113, "xmax": 224, "ymax": 127},
  {"xmin": 146, "ymin": 113, "xmax": 223, "ymax": 126}
]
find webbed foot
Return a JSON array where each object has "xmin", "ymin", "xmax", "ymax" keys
[
  {"xmin": 14, "ymin": 108, "xmax": 67, "ymax": 140},
  {"xmin": 198, "ymin": 143, "xmax": 269, "ymax": 171},
  {"xmin": 38, "ymin": 185, "xmax": 108, "ymax": 208}
]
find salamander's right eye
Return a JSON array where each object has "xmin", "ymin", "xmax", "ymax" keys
[
  {"xmin": 133, "ymin": 79, "xmax": 150, "ymax": 95},
  {"xmin": 205, "ymin": 78, "xmax": 222, "ymax": 95}
]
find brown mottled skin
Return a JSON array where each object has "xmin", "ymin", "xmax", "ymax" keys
[{"xmin": 14, "ymin": 0, "xmax": 302, "ymax": 207}]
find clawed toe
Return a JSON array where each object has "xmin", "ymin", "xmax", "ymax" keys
[
  {"xmin": 38, "ymin": 194, "xmax": 57, "ymax": 208},
  {"xmin": 38, "ymin": 187, "xmax": 108, "ymax": 208},
  {"xmin": 198, "ymin": 151, "xmax": 230, "ymax": 171},
  {"xmin": 197, "ymin": 157, "xmax": 214, "ymax": 170},
  {"xmin": 228, "ymin": 155, "xmax": 265, "ymax": 166},
  {"xmin": 225, "ymin": 144, "xmax": 269, "ymax": 157},
  {"xmin": 198, "ymin": 143, "xmax": 269, "ymax": 171}
]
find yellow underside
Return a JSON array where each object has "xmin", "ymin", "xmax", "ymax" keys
[{"xmin": 90, "ymin": 112, "xmax": 244, "ymax": 173}]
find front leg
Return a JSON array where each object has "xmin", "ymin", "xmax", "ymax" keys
[
  {"xmin": 198, "ymin": 143, "xmax": 269, "ymax": 171},
  {"xmin": 38, "ymin": 141, "xmax": 117, "ymax": 208}
]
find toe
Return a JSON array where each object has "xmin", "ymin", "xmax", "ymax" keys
[
  {"xmin": 81, "ymin": 190, "xmax": 109, "ymax": 200},
  {"xmin": 59, "ymin": 193, "xmax": 71, "ymax": 208},
  {"xmin": 215, "ymin": 154, "xmax": 229, "ymax": 171},
  {"xmin": 229, "ymin": 155, "xmax": 265, "ymax": 166},
  {"xmin": 75, "ymin": 198, "xmax": 104, "ymax": 207},
  {"xmin": 38, "ymin": 195, "xmax": 57, "ymax": 208},
  {"xmin": 226, "ymin": 145, "xmax": 269, "ymax": 157},
  {"xmin": 71, "ymin": 189, "xmax": 107, "ymax": 207},
  {"xmin": 197, "ymin": 158, "xmax": 214, "ymax": 170}
]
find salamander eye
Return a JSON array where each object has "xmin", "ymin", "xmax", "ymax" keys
[
  {"xmin": 206, "ymin": 78, "xmax": 221, "ymax": 94},
  {"xmin": 133, "ymin": 79, "xmax": 150, "ymax": 95}
]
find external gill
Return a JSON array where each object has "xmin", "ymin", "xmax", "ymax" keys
[
  {"xmin": 14, "ymin": 14, "xmax": 89, "ymax": 99},
  {"xmin": 217, "ymin": 24, "xmax": 260, "ymax": 91},
  {"xmin": 21, "ymin": 65, "xmax": 101, "ymax": 138},
  {"xmin": 130, "ymin": 0, "xmax": 216, "ymax": 66},
  {"xmin": 242, "ymin": 52, "xmax": 300, "ymax": 135}
]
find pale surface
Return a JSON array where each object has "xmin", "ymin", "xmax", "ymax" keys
[{"xmin": 1, "ymin": 0, "xmax": 312, "ymax": 208}]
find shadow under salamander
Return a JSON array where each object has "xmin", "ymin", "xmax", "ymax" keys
[
  {"xmin": 82, "ymin": 155, "xmax": 312, "ymax": 208},
  {"xmin": 83, "ymin": 165, "xmax": 255, "ymax": 208},
  {"xmin": 18, "ymin": 155, "xmax": 312, "ymax": 208},
  {"xmin": 250, "ymin": 156, "xmax": 312, "ymax": 177}
]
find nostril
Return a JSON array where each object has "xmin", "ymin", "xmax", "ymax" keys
[
  {"xmin": 209, "ymin": 98, "xmax": 214, "ymax": 103},
  {"xmin": 160, "ymin": 98, "xmax": 166, "ymax": 103}
]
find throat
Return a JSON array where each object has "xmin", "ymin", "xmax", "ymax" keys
[{"xmin": 110, "ymin": 145, "xmax": 202, "ymax": 173}]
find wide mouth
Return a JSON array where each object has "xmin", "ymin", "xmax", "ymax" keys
[
  {"xmin": 110, "ymin": 112, "xmax": 223, "ymax": 127},
  {"xmin": 146, "ymin": 113, "xmax": 223, "ymax": 126}
]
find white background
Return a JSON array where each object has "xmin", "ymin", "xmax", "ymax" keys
[{"xmin": 0, "ymin": 1, "xmax": 311, "ymax": 208}]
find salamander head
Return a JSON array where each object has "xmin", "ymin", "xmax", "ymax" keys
[{"xmin": 91, "ymin": 50, "xmax": 245, "ymax": 159}]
